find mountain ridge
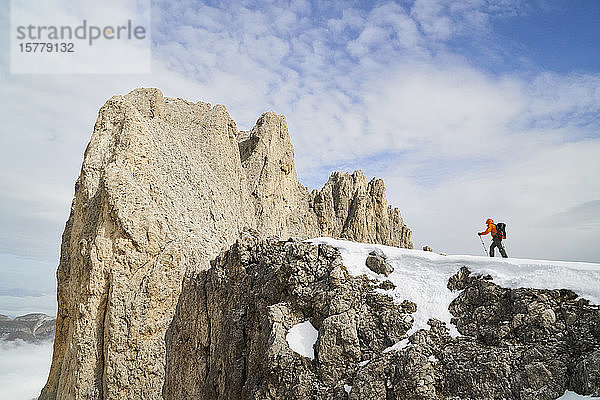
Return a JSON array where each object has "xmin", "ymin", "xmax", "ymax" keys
[
  {"xmin": 164, "ymin": 233, "xmax": 600, "ymax": 399},
  {"xmin": 39, "ymin": 88, "xmax": 412, "ymax": 400}
]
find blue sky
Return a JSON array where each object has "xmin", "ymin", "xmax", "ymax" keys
[
  {"xmin": 1, "ymin": 0, "xmax": 599, "ymax": 316},
  {"xmin": 492, "ymin": 0, "xmax": 600, "ymax": 73}
]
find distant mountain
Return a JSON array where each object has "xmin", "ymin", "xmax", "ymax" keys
[
  {"xmin": 0, "ymin": 287, "xmax": 47, "ymax": 297},
  {"xmin": 0, "ymin": 313, "xmax": 55, "ymax": 343}
]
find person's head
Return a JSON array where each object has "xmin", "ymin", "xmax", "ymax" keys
[{"xmin": 486, "ymin": 218, "xmax": 494, "ymax": 225}]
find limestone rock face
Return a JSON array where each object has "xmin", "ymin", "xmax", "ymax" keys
[
  {"xmin": 40, "ymin": 89, "xmax": 257, "ymax": 400},
  {"xmin": 238, "ymin": 111, "xmax": 317, "ymax": 238},
  {"xmin": 163, "ymin": 231, "xmax": 415, "ymax": 399},
  {"xmin": 310, "ymin": 171, "xmax": 412, "ymax": 248},
  {"xmin": 39, "ymin": 88, "xmax": 412, "ymax": 400},
  {"xmin": 350, "ymin": 268, "xmax": 600, "ymax": 400}
]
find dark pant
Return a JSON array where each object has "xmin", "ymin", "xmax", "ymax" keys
[{"xmin": 490, "ymin": 237, "xmax": 508, "ymax": 258}]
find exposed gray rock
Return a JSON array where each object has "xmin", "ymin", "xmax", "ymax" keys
[
  {"xmin": 377, "ymin": 280, "xmax": 396, "ymax": 291},
  {"xmin": 0, "ymin": 313, "xmax": 55, "ymax": 343},
  {"xmin": 369, "ymin": 248, "xmax": 387, "ymax": 259},
  {"xmin": 365, "ymin": 251, "xmax": 394, "ymax": 276},
  {"xmin": 166, "ymin": 245, "xmax": 597, "ymax": 400},
  {"xmin": 166, "ymin": 237, "xmax": 598, "ymax": 400},
  {"xmin": 570, "ymin": 350, "xmax": 600, "ymax": 396},
  {"xmin": 39, "ymin": 88, "xmax": 412, "ymax": 400},
  {"xmin": 349, "ymin": 267, "xmax": 600, "ymax": 400},
  {"xmin": 163, "ymin": 231, "xmax": 414, "ymax": 399}
]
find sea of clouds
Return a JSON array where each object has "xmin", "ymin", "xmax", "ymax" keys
[{"xmin": 0, "ymin": 340, "xmax": 53, "ymax": 400}]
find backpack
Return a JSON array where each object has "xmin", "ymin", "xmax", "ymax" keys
[{"xmin": 495, "ymin": 223, "xmax": 507, "ymax": 239}]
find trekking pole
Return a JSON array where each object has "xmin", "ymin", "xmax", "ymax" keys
[{"xmin": 479, "ymin": 235, "xmax": 488, "ymax": 256}]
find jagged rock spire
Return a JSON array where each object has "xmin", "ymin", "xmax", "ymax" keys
[{"xmin": 39, "ymin": 88, "xmax": 412, "ymax": 400}]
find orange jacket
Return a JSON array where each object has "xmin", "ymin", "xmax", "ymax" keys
[{"xmin": 480, "ymin": 219, "xmax": 497, "ymax": 236}]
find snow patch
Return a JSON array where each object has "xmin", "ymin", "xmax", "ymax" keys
[
  {"xmin": 286, "ymin": 320, "xmax": 318, "ymax": 360},
  {"xmin": 309, "ymin": 237, "xmax": 600, "ymax": 351},
  {"xmin": 557, "ymin": 390, "xmax": 597, "ymax": 399},
  {"xmin": 383, "ymin": 338, "xmax": 409, "ymax": 353},
  {"xmin": 344, "ymin": 384, "xmax": 352, "ymax": 394}
]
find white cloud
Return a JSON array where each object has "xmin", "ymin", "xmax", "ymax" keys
[
  {"xmin": 348, "ymin": 25, "xmax": 389, "ymax": 57},
  {"xmin": 361, "ymin": 63, "xmax": 526, "ymax": 154},
  {"xmin": 351, "ymin": 3, "xmax": 422, "ymax": 53},
  {"xmin": 411, "ymin": 0, "xmax": 454, "ymax": 40},
  {"xmin": 0, "ymin": 340, "xmax": 53, "ymax": 400},
  {"xmin": 525, "ymin": 72, "xmax": 600, "ymax": 129},
  {"xmin": 382, "ymin": 139, "xmax": 600, "ymax": 262},
  {"xmin": 327, "ymin": 8, "xmax": 364, "ymax": 34},
  {"xmin": 0, "ymin": 295, "xmax": 57, "ymax": 318},
  {"xmin": 541, "ymin": 200, "xmax": 600, "ymax": 229}
]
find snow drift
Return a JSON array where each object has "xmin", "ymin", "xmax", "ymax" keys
[{"xmin": 310, "ymin": 237, "xmax": 600, "ymax": 339}]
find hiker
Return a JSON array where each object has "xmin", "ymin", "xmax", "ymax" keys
[{"xmin": 478, "ymin": 218, "xmax": 508, "ymax": 258}]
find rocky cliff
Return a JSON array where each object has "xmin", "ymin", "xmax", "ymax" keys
[
  {"xmin": 165, "ymin": 234, "xmax": 600, "ymax": 399},
  {"xmin": 164, "ymin": 231, "xmax": 415, "ymax": 399},
  {"xmin": 310, "ymin": 171, "xmax": 411, "ymax": 247},
  {"xmin": 351, "ymin": 267, "xmax": 600, "ymax": 399},
  {"xmin": 40, "ymin": 88, "xmax": 412, "ymax": 400}
]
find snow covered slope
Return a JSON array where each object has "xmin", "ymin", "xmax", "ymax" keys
[
  {"xmin": 309, "ymin": 237, "xmax": 600, "ymax": 339},
  {"xmin": 559, "ymin": 391, "xmax": 597, "ymax": 399}
]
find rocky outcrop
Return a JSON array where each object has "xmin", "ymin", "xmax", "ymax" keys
[
  {"xmin": 365, "ymin": 250, "xmax": 394, "ymax": 276},
  {"xmin": 40, "ymin": 88, "xmax": 412, "ymax": 400},
  {"xmin": 352, "ymin": 267, "xmax": 600, "ymax": 399},
  {"xmin": 238, "ymin": 112, "xmax": 317, "ymax": 238},
  {"xmin": 310, "ymin": 171, "xmax": 411, "ymax": 248},
  {"xmin": 164, "ymin": 231, "xmax": 415, "ymax": 399},
  {"xmin": 165, "ymin": 240, "xmax": 600, "ymax": 400},
  {"xmin": 0, "ymin": 313, "xmax": 55, "ymax": 343},
  {"xmin": 40, "ymin": 89, "xmax": 256, "ymax": 400}
]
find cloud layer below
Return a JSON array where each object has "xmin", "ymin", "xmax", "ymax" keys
[{"xmin": 0, "ymin": 340, "xmax": 53, "ymax": 400}]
